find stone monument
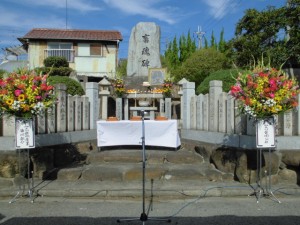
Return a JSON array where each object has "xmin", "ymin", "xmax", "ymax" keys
[{"xmin": 127, "ymin": 22, "xmax": 161, "ymax": 86}]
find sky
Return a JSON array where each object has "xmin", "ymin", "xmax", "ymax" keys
[{"xmin": 0, "ymin": 0, "xmax": 288, "ymax": 60}]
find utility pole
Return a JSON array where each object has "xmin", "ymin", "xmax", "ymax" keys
[
  {"xmin": 194, "ymin": 26, "xmax": 205, "ymax": 49},
  {"xmin": 66, "ymin": 0, "xmax": 68, "ymax": 29}
]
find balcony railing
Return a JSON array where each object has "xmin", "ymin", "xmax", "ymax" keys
[{"xmin": 44, "ymin": 49, "xmax": 75, "ymax": 62}]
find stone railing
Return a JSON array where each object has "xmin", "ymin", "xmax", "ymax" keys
[
  {"xmin": 180, "ymin": 80, "xmax": 300, "ymax": 150},
  {"xmin": 0, "ymin": 82, "xmax": 99, "ymax": 137}
]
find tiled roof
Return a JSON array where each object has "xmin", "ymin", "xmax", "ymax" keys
[{"xmin": 20, "ymin": 28, "xmax": 123, "ymax": 41}]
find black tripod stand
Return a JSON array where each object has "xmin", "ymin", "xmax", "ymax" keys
[{"xmin": 117, "ymin": 110, "xmax": 171, "ymax": 224}]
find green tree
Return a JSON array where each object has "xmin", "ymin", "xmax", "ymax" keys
[
  {"xmin": 186, "ymin": 30, "xmax": 197, "ymax": 57},
  {"xmin": 210, "ymin": 31, "xmax": 217, "ymax": 49},
  {"xmin": 230, "ymin": 1, "xmax": 300, "ymax": 68},
  {"xmin": 196, "ymin": 69, "xmax": 244, "ymax": 94},
  {"xmin": 179, "ymin": 35, "xmax": 188, "ymax": 63},
  {"xmin": 284, "ymin": 0, "xmax": 300, "ymax": 67},
  {"xmin": 171, "ymin": 36, "xmax": 180, "ymax": 70},
  {"xmin": 173, "ymin": 48, "xmax": 230, "ymax": 87},
  {"xmin": 218, "ymin": 28, "xmax": 226, "ymax": 53}
]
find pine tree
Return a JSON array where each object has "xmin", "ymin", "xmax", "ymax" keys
[
  {"xmin": 210, "ymin": 31, "xmax": 217, "ymax": 49},
  {"xmin": 179, "ymin": 35, "xmax": 187, "ymax": 63},
  {"xmin": 171, "ymin": 36, "xmax": 180, "ymax": 70},
  {"xmin": 218, "ymin": 28, "xmax": 226, "ymax": 53}
]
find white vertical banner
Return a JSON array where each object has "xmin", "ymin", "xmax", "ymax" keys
[
  {"xmin": 256, "ymin": 117, "xmax": 275, "ymax": 148},
  {"xmin": 15, "ymin": 117, "xmax": 35, "ymax": 149}
]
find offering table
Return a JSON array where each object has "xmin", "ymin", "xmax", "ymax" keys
[{"xmin": 97, "ymin": 120, "xmax": 181, "ymax": 149}]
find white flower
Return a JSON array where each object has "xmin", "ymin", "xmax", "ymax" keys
[{"xmin": 11, "ymin": 101, "xmax": 21, "ymax": 110}]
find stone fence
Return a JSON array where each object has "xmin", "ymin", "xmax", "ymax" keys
[{"xmin": 180, "ymin": 80, "xmax": 300, "ymax": 151}]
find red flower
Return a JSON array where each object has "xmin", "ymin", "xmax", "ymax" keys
[{"xmin": 14, "ymin": 89, "xmax": 22, "ymax": 97}]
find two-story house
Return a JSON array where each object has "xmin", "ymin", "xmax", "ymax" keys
[{"xmin": 18, "ymin": 28, "xmax": 123, "ymax": 81}]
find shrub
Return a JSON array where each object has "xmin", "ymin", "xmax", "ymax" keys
[
  {"xmin": 47, "ymin": 76, "xmax": 85, "ymax": 96},
  {"xmin": 44, "ymin": 56, "xmax": 69, "ymax": 68},
  {"xmin": 173, "ymin": 48, "xmax": 230, "ymax": 87},
  {"xmin": 196, "ymin": 69, "xmax": 244, "ymax": 95},
  {"xmin": 35, "ymin": 67, "xmax": 73, "ymax": 76}
]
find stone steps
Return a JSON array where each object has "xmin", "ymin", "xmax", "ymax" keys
[{"xmin": 56, "ymin": 149, "xmax": 234, "ymax": 183}]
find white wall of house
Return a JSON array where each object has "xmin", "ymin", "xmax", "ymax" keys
[{"xmin": 28, "ymin": 41, "xmax": 44, "ymax": 69}]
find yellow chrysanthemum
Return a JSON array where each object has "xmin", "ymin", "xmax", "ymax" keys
[
  {"xmin": 5, "ymin": 99, "xmax": 14, "ymax": 105},
  {"xmin": 18, "ymin": 94, "xmax": 25, "ymax": 101}
]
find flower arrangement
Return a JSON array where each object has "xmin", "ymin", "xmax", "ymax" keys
[
  {"xmin": 112, "ymin": 78, "xmax": 126, "ymax": 98},
  {"xmin": 162, "ymin": 78, "xmax": 173, "ymax": 98},
  {"xmin": 0, "ymin": 71, "xmax": 56, "ymax": 118},
  {"xmin": 230, "ymin": 65, "xmax": 299, "ymax": 119}
]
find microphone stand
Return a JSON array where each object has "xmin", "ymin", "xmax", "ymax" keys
[{"xmin": 117, "ymin": 110, "xmax": 171, "ymax": 224}]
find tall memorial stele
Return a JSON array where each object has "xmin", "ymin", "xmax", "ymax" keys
[{"xmin": 127, "ymin": 22, "xmax": 162, "ymax": 79}]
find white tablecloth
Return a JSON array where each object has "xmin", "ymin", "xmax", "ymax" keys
[{"xmin": 97, "ymin": 120, "xmax": 181, "ymax": 148}]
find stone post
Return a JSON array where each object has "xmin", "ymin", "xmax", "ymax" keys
[
  {"xmin": 47, "ymin": 107, "xmax": 56, "ymax": 133},
  {"xmin": 116, "ymin": 98, "xmax": 123, "ymax": 120},
  {"xmin": 196, "ymin": 94, "xmax": 204, "ymax": 130},
  {"xmin": 218, "ymin": 92, "xmax": 227, "ymax": 133},
  {"xmin": 226, "ymin": 94, "xmax": 235, "ymax": 134},
  {"xmin": 164, "ymin": 98, "xmax": 172, "ymax": 119},
  {"xmin": 85, "ymin": 82, "xmax": 99, "ymax": 129},
  {"xmin": 208, "ymin": 80, "xmax": 222, "ymax": 132},
  {"xmin": 178, "ymin": 78, "xmax": 188, "ymax": 128},
  {"xmin": 124, "ymin": 98, "xmax": 129, "ymax": 120},
  {"xmin": 55, "ymin": 84, "xmax": 67, "ymax": 132},
  {"xmin": 98, "ymin": 78, "xmax": 111, "ymax": 120},
  {"xmin": 159, "ymin": 99, "xmax": 165, "ymax": 116},
  {"xmin": 283, "ymin": 110, "xmax": 293, "ymax": 136},
  {"xmin": 37, "ymin": 113, "xmax": 46, "ymax": 134},
  {"xmin": 190, "ymin": 96, "xmax": 197, "ymax": 129},
  {"xmin": 67, "ymin": 95, "xmax": 75, "ymax": 132},
  {"xmin": 2, "ymin": 115, "xmax": 15, "ymax": 136},
  {"xmin": 182, "ymin": 81, "xmax": 195, "ymax": 129},
  {"xmin": 74, "ymin": 95, "xmax": 82, "ymax": 131},
  {"xmin": 82, "ymin": 96, "xmax": 89, "ymax": 130},
  {"xmin": 203, "ymin": 94, "xmax": 209, "ymax": 131}
]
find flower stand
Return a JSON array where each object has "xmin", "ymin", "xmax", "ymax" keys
[
  {"xmin": 250, "ymin": 117, "xmax": 281, "ymax": 203},
  {"xmin": 9, "ymin": 117, "xmax": 37, "ymax": 203}
]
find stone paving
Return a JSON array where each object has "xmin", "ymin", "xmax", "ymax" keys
[{"xmin": 0, "ymin": 147, "xmax": 299, "ymax": 201}]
